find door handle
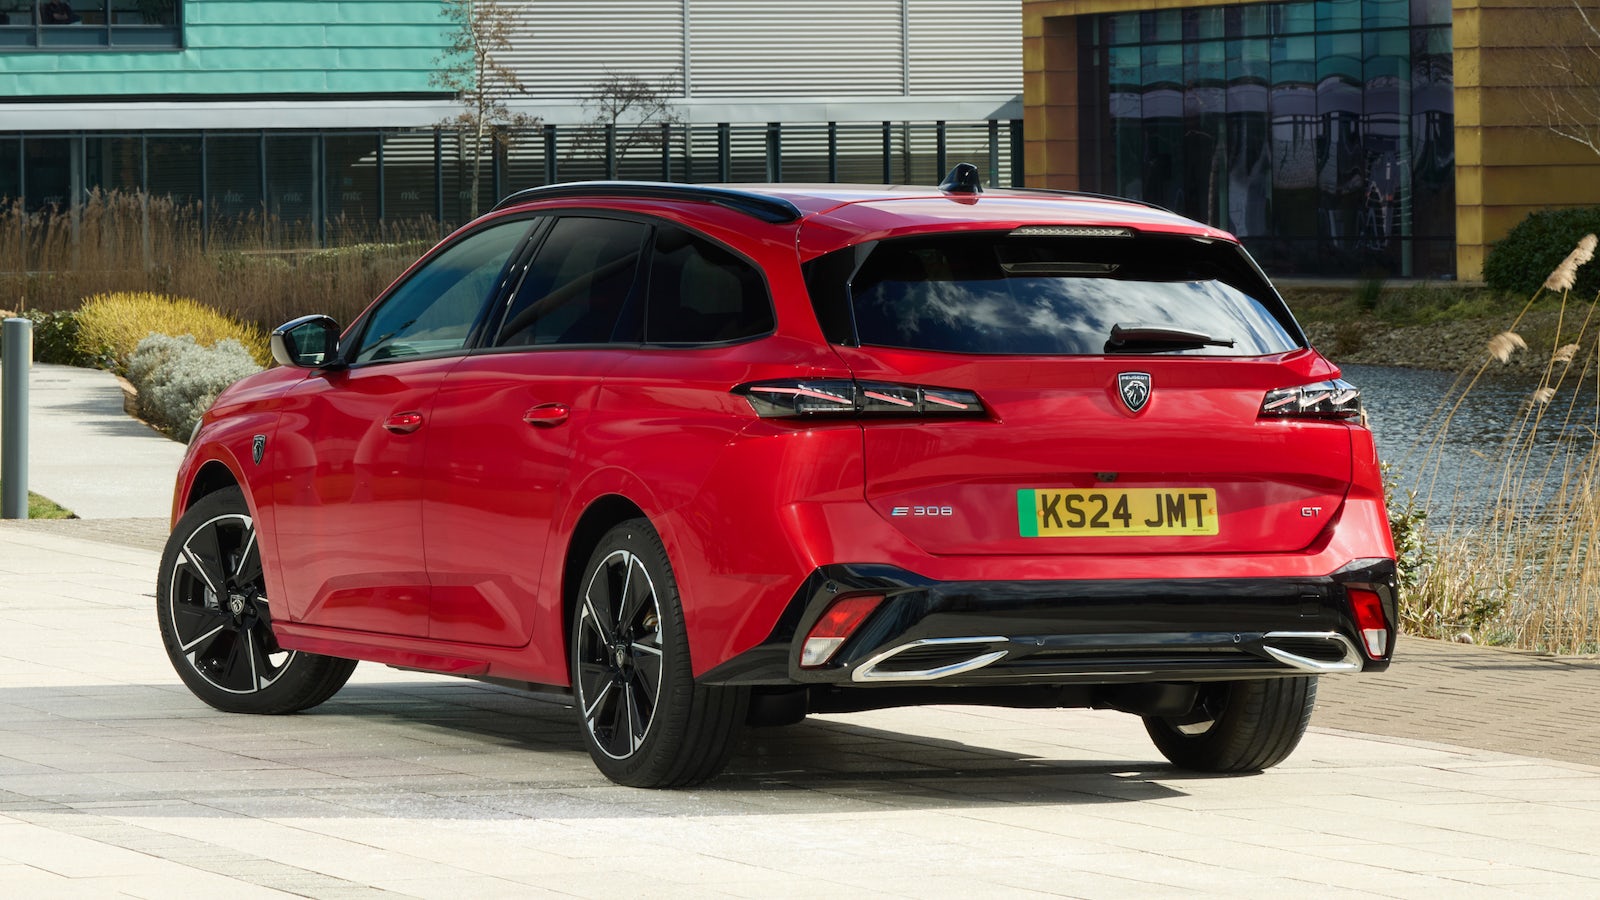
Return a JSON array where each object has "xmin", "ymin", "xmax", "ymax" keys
[
  {"xmin": 523, "ymin": 403, "xmax": 570, "ymax": 427},
  {"xmin": 384, "ymin": 412, "xmax": 424, "ymax": 434}
]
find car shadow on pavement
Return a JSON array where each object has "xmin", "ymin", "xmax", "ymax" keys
[{"xmin": 317, "ymin": 681, "xmax": 1206, "ymax": 807}]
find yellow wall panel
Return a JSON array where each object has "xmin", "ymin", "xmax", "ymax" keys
[{"xmin": 1480, "ymin": 167, "xmax": 1600, "ymax": 205}]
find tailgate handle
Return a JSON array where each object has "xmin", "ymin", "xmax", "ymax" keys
[{"xmin": 523, "ymin": 403, "xmax": 570, "ymax": 427}]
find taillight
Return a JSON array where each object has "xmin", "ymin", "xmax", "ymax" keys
[
  {"xmin": 1348, "ymin": 587, "xmax": 1389, "ymax": 658},
  {"xmin": 735, "ymin": 379, "xmax": 986, "ymax": 419},
  {"xmin": 1260, "ymin": 379, "xmax": 1362, "ymax": 420},
  {"xmin": 799, "ymin": 594, "xmax": 885, "ymax": 667}
]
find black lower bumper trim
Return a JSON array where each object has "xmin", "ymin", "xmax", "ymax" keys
[{"xmin": 699, "ymin": 559, "xmax": 1397, "ymax": 686}]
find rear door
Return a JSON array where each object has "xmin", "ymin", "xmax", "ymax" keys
[
  {"xmin": 421, "ymin": 214, "xmax": 649, "ymax": 646},
  {"xmin": 810, "ymin": 229, "xmax": 1355, "ymax": 558}
]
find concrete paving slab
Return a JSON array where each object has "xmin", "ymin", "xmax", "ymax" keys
[{"xmin": 2, "ymin": 526, "xmax": 1600, "ymax": 897}]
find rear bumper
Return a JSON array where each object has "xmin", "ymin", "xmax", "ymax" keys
[{"xmin": 699, "ymin": 558, "xmax": 1396, "ymax": 686}]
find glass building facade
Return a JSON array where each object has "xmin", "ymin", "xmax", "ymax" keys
[{"xmin": 1077, "ymin": 0, "xmax": 1454, "ymax": 278}]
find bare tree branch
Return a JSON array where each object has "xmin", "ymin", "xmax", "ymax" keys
[
  {"xmin": 570, "ymin": 71, "xmax": 686, "ymax": 168},
  {"xmin": 433, "ymin": 0, "xmax": 540, "ymax": 219},
  {"xmin": 1528, "ymin": 1, "xmax": 1600, "ymax": 160}
]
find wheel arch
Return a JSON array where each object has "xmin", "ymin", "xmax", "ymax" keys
[
  {"xmin": 184, "ymin": 460, "xmax": 244, "ymax": 511},
  {"xmin": 561, "ymin": 494, "xmax": 649, "ymax": 664}
]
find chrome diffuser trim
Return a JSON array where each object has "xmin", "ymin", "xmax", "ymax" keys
[
  {"xmin": 852, "ymin": 637, "xmax": 1010, "ymax": 683},
  {"xmin": 1260, "ymin": 631, "xmax": 1363, "ymax": 674}
]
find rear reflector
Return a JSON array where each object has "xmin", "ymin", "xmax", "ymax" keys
[
  {"xmin": 799, "ymin": 595, "xmax": 884, "ymax": 668},
  {"xmin": 736, "ymin": 379, "xmax": 985, "ymax": 419},
  {"xmin": 1348, "ymin": 587, "xmax": 1389, "ymax": 658},
  {"xmin": 1261, "ymin": 379, "xmax": 1363, "ymax": 420}
]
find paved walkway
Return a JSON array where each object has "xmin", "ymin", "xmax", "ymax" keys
[
  {"xmin": 3, "ymin": 523, "xmax": 1600, "ymax": 897},
  {"xmin": 5, "ymin": 363, "xmax": 185, "ymax": 520}
]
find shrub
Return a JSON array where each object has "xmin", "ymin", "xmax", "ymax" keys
[
  {"xmin": 1483, "ymin": 207, "xmax": 1600, "ymax": 298},
  {"xmin": 19, "ymin": 309, "xmax": 108, "ymax": 368},
  {"xmin": 75, "ymin": 292, "xmax": 270, "ymax": 373},
  {"xmin": 126, "ymin": 334, "xmax": 263, "ymax": 441}
]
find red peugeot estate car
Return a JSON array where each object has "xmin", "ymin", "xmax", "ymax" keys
[{"xmin": 159, "ymin": 166, "xmax": 1397, "ymax": 787}]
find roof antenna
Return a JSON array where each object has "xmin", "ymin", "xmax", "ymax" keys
[{"xmin": 939, "ymin": 163, "xmax": 984, "ymax": 195}]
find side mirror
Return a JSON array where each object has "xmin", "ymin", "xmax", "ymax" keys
[{"xmin": 271, "ymin": 315, "xmax": 343, "ymax": 369}]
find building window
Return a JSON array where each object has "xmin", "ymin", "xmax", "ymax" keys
[
  {"xmin": 1077, "ymin": 0, "xmax": 1454, "ymax": 280},
  {"xmin": 0, "ymin": 1, "xmax": 182, "ymax": 50}
]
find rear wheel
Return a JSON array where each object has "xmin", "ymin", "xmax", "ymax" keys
[
  {"xmin": 571, "ymin": 519, "xmax": 747, "ymax": 787},
  {"xmin": 157, "ymin": 487, "xmax": 357, "ymax": 714},
  {"xmin": 1143, "ymin": 676, "xmax": 1316, "ymax": 773}
]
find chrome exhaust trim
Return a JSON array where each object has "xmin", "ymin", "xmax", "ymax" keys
[
  {"xmin": 852, "ymin": 637, "xmax": 1009, "ymax": 683},
  {"xmin": 1260, "ymin": 631, "xmax": 1363, "ymax": 674}
]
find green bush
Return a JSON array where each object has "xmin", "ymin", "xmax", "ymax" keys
[
  {"xmin": 1483, "ymin": 207, "xmax": 1600, "ymax": 297},
  {"xmin": 126, "ymin": 334, "xmax": 264, "ymax": 441},
  {"xmin": 19, "ymin": 309, "xmax": 109, "ymax": 368}
]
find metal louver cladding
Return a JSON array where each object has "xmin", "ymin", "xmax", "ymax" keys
[
  {"xmin": 907, "ymin": 0, "xmax": 1022, "ymax": 95},
  {"xmin": 501, "ymin": 1, "xmax": 686, "ymax": 100},
  {"xmin": 688, "ymin": 0, "xmax": 904, "ymax": 97},
  {"xmin": 487, "ymin": 1, "xmax": 1021, "ymax": 105}
]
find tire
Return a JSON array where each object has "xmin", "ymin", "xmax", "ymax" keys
[
  {"xmin": 1143, "ymin": 676, "xmax": 1317, "ymax": 773},
  {"xmin": 157, "ymin": 486, "xmax": 357, "ymax": 715},
  {"xmin": 571, "ymin": 519, "xmax": 748, "ymax": 788}
]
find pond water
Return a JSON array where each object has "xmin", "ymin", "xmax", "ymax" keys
[{"xmin": 1343, "ymin": 362, "xmax": 1600, "ymax": 525}]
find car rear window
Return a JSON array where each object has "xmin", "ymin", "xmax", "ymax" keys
[{"xmin": 807, "ymin": 232, "xmax": 1302, "ymax": 356}]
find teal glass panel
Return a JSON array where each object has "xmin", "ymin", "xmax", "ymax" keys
[
  {"xmin": 1184, "ymin": 7, "xmax": 1225, "ymax": 41},
  {"xmin": 1227, "ymin": 4, "xmax": 1273, "ymax": 38},
  {"xmin": 1365, "ymin": 0, "xmax": 1410, "ymax": 29},
  {"xmin": 1228, "ymin": 37, "xmax": 1271, "ymax": 85},
  {"xmin": 1106, "ymin": 12, "xmax": 1140, "ymax": 46},
  {"xmin": 1144, "ymin": 9, "xmax": 1183, "ymax": 43},
  {"xmin": 1277, "ymin": 2, "xmax": 1315, "ymax": 36},
  {"xmin": 1318, "ymin": 32, "xmax": 1363, "ymax": 84},
  {"xmin": 1318, "ymin": 0, "xmax": 1362, "ymax": 32},
  {"xmin": 1271, "ymin": 35, "xmax": 1315, "ymax": 86}
]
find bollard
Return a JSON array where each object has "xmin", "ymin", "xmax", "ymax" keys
[{"xmin": 2, "ymin": 317, "xmax": 31, "ymax": 519}]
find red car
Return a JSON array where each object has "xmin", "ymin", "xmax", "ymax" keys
[{"xmin": 158, "ymin": 166, "xmax": 1397, "ymax": 787}]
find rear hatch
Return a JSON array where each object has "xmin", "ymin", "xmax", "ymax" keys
[{"xmin": 803, "ymin": 227, "xmax": 1357, "ymax": 556}]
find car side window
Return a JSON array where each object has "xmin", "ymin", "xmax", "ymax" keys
[
  {"xmin": 646, "ymin": 226, "xmax": 774, "ymax": 344},
  {"xmin": 350, "ymin": 219, "xmax": 530, "ymax": 364},
  {"xmin": 495, "ymin": 216, "xmax": 649, "ymax": 347}
]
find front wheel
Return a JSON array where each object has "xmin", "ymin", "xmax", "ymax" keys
[
  {"xmin": 157, "ymin": 487, "xmax": 357, "ymax": 714},
  {"xmin": 1143, "ymin": 676, "xmax": 1316, "ymax": 773},
  {"xmin": 571, "ymin": 519, "xmax": 747, "ymax": 787}
]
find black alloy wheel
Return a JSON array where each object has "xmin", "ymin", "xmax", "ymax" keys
[
  {"xmin": 571, "ymin": 519, "xmax": 747, "ymax": 787},
  {"xmin": 575, "ymin": 546, "xmax": 666, "ymax": 760},
  {"xmin": 158, "ymin": 487, "xmax": 356, "ymax": 714}
]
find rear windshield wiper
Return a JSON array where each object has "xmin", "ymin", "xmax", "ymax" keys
[{"xmin": 1106, "ymin": 324, "xmax": 1236, "ymax": 352}]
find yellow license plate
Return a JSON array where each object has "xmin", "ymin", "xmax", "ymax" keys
[{"xmin": 1017, "ymin": 488, "xmax": 1219, "ymax": 537}]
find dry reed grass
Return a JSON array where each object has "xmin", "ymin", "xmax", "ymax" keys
[
  {"xmin": 1402, "ymin": 233, "xmax": 1600, "ymax": 653},
  {"xmin": 0, "ymin": 190, "xmax": 438, "ymax": 330}
]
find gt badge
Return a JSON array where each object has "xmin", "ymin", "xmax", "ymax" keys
[
  {"xmin": 1118, "ymin": 372, "xmax": 1151, "ymax": 413},
  {"xmin": 252, "ymin": 434, "xmax": 267, "ymax": 466}
]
